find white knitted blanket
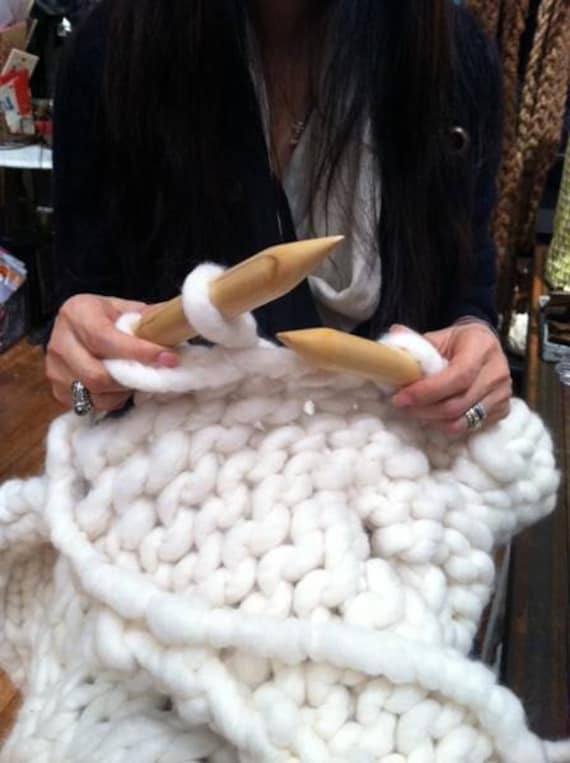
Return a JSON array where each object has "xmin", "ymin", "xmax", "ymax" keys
[{"xmin": 1, "ymin": 266, "xmax": 569, "ymax": 763}]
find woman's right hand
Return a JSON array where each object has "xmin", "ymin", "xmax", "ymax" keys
[{"xmin": 46, "ymin": 294, "xmax": 179, "ymax": 412}]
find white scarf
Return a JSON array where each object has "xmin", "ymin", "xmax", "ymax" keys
[
  {"xmin": 249, "ymin": 33, "xmax": 382, "ymax": 331},
  {"xmin": 283, "ymin": 118, "xmax": 382, "ymax": 330}
]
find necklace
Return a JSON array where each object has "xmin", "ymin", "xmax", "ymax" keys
[{"xmin": 290, "ymin": 118, "xmax": 308, "ymax": 148}]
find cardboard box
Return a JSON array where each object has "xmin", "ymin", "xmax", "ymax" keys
[{"xmin": 0, "ymin": 22, "xmax": 27, "ymax": 71}]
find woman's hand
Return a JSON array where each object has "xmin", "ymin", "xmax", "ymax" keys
[
  {"xmin": 46, "ymin": 294, "xmax": 179, "ymax": 412},
  {"xmin": 391, "ymin": 321, "xmax": 512, "ymax": 434}
]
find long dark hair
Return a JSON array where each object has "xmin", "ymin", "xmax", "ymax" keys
[{"xmin": 101, "ymin": 0, "xmax": 500, "ymax": 332}]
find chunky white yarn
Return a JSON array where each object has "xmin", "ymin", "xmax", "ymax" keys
[{"xmin": 1, "ymin": 264, "xmax": 568, "ymax": 763}]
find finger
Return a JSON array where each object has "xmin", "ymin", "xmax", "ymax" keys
[
  {"xmin": 392, "ymin": 328, "xmax": 500, "ymax": 410},
  {"xmin": 107, "ymin": 297, "xmax": 148, "ymax": 315},
  {"xmin": 58, "ymin": 295, "xmax": 179, "ymax": 367},
  {"xmin": 408, "ymin": 365, "xmax": 500, "ymax": 423},
  {"xmin": 407, "ymin": 352, "xmax": 512, "ymax": 423},
  {"xmin": 411, "ymin": 390, "xmax": 483, "ymax": 423},
  {"xmin": 392, "ymin": 356, "xmax": 480, "ymax": 409},
  {"xmin": 84, "ymin": 391, "xmax": 132, "ymax": 413},
  {"xmin": 76, "ymin": 321, "xmax": 179, "ymax": 367},
  {"xmin": 53, "ymin": 382, "xmax": 131, "ymax": 413},
  {"xmin": 47, "ymin": 331, "xmax": 126, "ymax": 396},
  {"xmin": 429, "ymin": 404, "xmax": 510, "ymax": 436},
  {"xmin": 427, "ymin": 394, "xmax": 511, "ymax": 436},
  {"xmin": 391, "ymin": 332, "xmax": 501, "ymax": 409}
]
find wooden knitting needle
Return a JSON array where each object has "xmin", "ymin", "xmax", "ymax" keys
[
  {"xmin": 134, "ymin": 236, "xmax": 344, "ymax": 346},
  {"xmin": 277, "ymin": 328, "xmax": 424, "ymax": 388}
]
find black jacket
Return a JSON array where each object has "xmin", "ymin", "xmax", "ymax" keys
[{"xmin": 53, "ymin": 2, "xmax": 501, "ymax": 341}]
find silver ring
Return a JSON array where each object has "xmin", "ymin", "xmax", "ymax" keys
[
  {"xmin": 71, "ymin": 380, "xmax": 94, "ymax": 417},
  {"xmin": 464, "ymin": 401, "xmax": 487, "ymax": 431}
]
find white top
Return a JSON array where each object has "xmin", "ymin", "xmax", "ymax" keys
[
  {"xmin": 0, "ymin": 144, "xmax": 53, "ymax": 170},
  {"xmin": 283, "ymin": 120, "xmax": 382, "ymax": 331},
  {"xmin": 248, "ymin": 32, "xmax": 382, "ymax": 331}
]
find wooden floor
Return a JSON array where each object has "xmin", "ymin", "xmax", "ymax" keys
[
  {"xmin": 0, "ymin": 340, "xmax": 65, "ymax": 481},
  {"xmin": 0, "ymin": 340, "xmax": 65, "ymax": 740}
]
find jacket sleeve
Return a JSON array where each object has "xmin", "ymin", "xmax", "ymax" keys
[
  {"xmin": 52, "ymin": 1, "xmax": 123, "ymax": 309},
  {"xmin": 445, "ymin": 9, "xmax": 503, "ymax": 328}
]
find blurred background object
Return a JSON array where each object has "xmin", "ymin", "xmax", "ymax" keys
[
  {"xmin": 545, "ymin": 135, "xmax": 570, "ymax": 292},
  {"xmin": 0, "ymin": 0, "xmax": 33, "ymax": 27},
  {"xmin": 466, "ymin": 0, "xmax": 570, "ymax": 335}
]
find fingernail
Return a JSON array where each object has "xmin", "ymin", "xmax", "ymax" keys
[
  {"xmin": 392, "ymin": 393, "xmax": 412, "ymax": 408},
  {"xmin": 157, "ymin": 352, "xmax": 178, "ymax": 368}
]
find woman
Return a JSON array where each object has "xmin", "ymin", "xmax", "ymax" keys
[{"xmin": 47, "ymin": 0, "xmax": 511, "ymax": 434}]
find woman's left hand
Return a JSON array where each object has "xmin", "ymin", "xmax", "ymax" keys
[{"xmin": 391, "ymin": 322, "xmax": 512, "ymax": 434}]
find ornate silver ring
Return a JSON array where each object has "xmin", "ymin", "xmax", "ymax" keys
[{"xmin": 71, "ymin": 380, "xmax": 94, "ymax": 417}]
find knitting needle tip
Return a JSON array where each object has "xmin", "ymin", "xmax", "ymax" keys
[
  {"xmin": 135, "ymin": 237, "xmax": 344, "ymax": 346},
  {"xmin": 277, "ymin": 328, "xmax": 424, "ymax": 388},
  {"xmin": 213, "ymin": 235, "xmax": 345, "ymax": 315}
]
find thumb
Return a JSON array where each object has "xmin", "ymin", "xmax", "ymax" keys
[
  {"xmin": 81, "ymin": 306, "xmax": 178, "ymax": 368},
  {"xmin": 86, "ymin": 319, "xmax": 179, "ymax": 368}
]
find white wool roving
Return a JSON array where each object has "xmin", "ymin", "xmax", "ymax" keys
[{"xmin": 0, "ymin": 264, "xmax": 568, "ymax": 763}]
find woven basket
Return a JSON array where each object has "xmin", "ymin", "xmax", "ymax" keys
[{"xmin": 546, "ymin": 139, "xmax": 570, "ymax": 291}]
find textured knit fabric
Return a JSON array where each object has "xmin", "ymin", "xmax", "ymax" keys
[{"xmin": 1, "ymin": 264, "xmax": 569, "ymax": 763}]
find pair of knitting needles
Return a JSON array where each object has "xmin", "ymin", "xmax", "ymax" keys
[{"xmin": 134, "ymin": 237, "xmax": 423, "ymax": 388}]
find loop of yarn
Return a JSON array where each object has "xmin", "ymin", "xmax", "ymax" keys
[
  {"xmin": 378, "ymin": 330, "xmax": 447, "ymax": 378},
  {"xmin": 0, "ymin": 282, "xmax": 568, "ymax": 762},
  {"xmin": 181, "ymin": 264, "xmax": 259, "ymax": 349}
]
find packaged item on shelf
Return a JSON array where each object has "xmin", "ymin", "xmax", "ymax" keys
[{"xmin": 0, "ymin": 246, "xmax": 27, "ymax": 352}]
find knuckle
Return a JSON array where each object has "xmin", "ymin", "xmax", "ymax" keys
[
  {"xmin": 456, "ymin": 367, "xmax": 476, "ymax": 389},
  {"xmin": 46, "ymin": 337, "xmax": 64, "ymax": 362},
  {"xmin": 88, "ymin": 331, "xmax": 119, "ymax": 358},
  {"xmin": 498, "ymin": 389, "xmax": 512, "ymax": 406},
  {"xmin": 499, "ymin": 401, "xmax": 511, "ymax": 418},
  {"xmin": 447, "ymin": 418, "xmax": 465, "ymax": 435},
  {"xmin": 83, "ymin": 368, "xmax": 110, "ymax": 394},
  {"xmin": 60, "ymin": 294, "xmax": 84, "ymax": 318},
  {"xmin": 490, "ymin": 371, "xmax": 513, "ymax": 393},
  {"xmin": 45, "ymin": 362, "xmax": 58, "ymax": 386},
  {"xmin": 442, "ymin": 399, "xmax": 466, "ymax": 420},
  {"xmin": 87, "ymin": 332, "xmax": 106, "ymax": 355},
  {"xmin": 52, "ymin": 386, "xmax": 69, "ymax": 406}
]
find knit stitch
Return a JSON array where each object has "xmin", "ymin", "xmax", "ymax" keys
[{"xmin": 0, "ymin": 264, "xmax": 568, "ymax": 762}]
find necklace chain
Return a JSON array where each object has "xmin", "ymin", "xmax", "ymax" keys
[{"xmin": 290, "ymin": 118, "xmax": 307, "ymax": 148}]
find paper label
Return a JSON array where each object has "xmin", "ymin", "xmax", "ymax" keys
[{"xmin": 1, "ymin": 48, "xmax": 38, "ymax": 77}]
